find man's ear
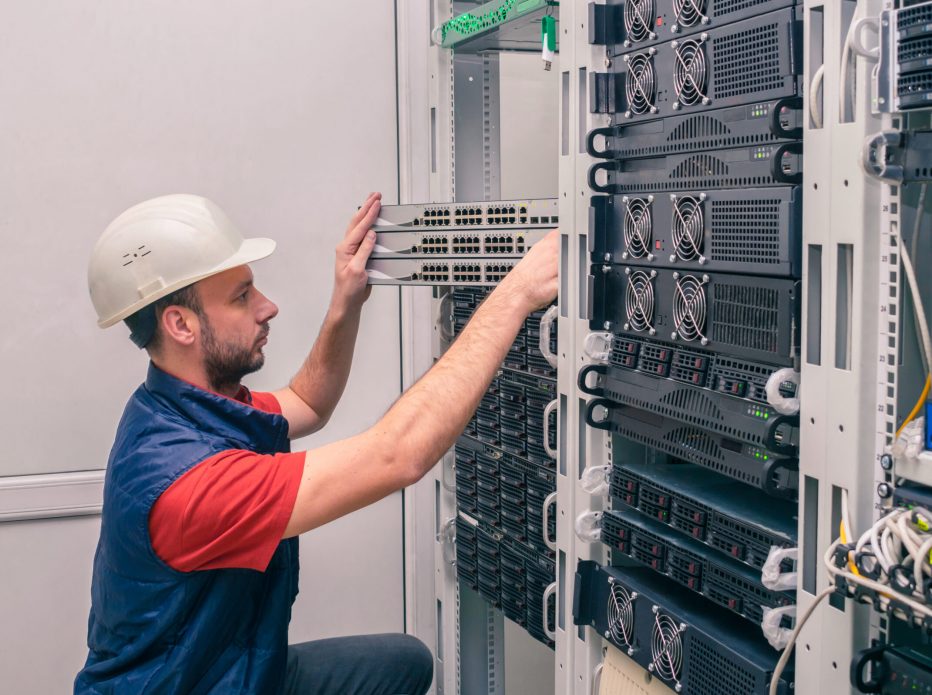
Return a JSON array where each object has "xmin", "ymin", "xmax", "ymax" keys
[{"xmin": 160, "ymin": 306, "xmax": 199, "ymax": 348}]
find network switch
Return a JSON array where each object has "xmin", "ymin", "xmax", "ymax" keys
[
  {"xmin": 372, "ymin": 198, "xmax": 558, "ymax": 230},
  {"xmin": 588, "ymin": 99, "xmax": 803, "ymax": 160},
  {"xmin": 587, "ymin": 399, "xmax": 799, "ymax": 497},
  {"xmin": 589, "ymin": 8, "xmax": 802, "ymax": 123},
  {"xmin": 367, "ymin": 258, "xmax": 517, "ymax": 286},
  {"xmin": 609, "ymin": 459, "xmax": 797, "ymax": 570},
  {"xmin": 370, "ymin": 227, "xmax": 552, "ymax": 259},
  {"xmin": 574, "ymin": 562, "xmax": 794, "ymax": 695},
  {"xmin": 589, "ymin": 265, "xmax": 800, "ymax": 366},
  {"xmin": 600, "ymin": 507, "xmax": 794, "ymax": 625},
  {"xmin": 589, "ymin": 187, "xmax": 802, "ymax": 276}
]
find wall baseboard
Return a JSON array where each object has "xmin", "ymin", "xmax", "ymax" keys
[{"xmin": 0, "ymin": 470, "xmax": 104, "ymax": 523}]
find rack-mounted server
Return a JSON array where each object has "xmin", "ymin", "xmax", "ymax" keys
[
  {"xmin": 574, "ymin": 562, "xmax": 794, "ymax": 695},
  {"xmin": 588, "ymin": 187, "xmax": 802, "ymax": 276}
]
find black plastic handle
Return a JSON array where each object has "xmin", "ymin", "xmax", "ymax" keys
[
  {"xmin": 577, "ymin": 364, "xmax": 608, "ymax": 396},
  {"xmin": 584, "ymin": 398, "xmax": 615, "ymax": 431},
  {"xmin": 853, "ymin": 550, "xmax": 883, "ymax": 580},
  {"xmin": 850, "ymin": 645, "xmax": 887, "ymax": 693},
  {"xmin": 764, "ymin": 414, "xmax": 800, "ymax": 455},
  {"xmin": 771, "ymin": 142, "xmax": 803, "ymax": 185},
  {"xmin": 769, "ymin": 96, "xmax": 804, "ymax": 140},
  {"xmin": 586, "ymin": 126, "xmax": 615, "ymax": 160},
  {"xmin": 761, "ymin": 457, "xmax": 799, "ymax": 500},
  {"xmin": 588, "ymin": 161, "xmax": 618, "ymax": 194}
]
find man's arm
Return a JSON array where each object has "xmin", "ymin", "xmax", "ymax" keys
[
  {"xmin": 283, "ymin": 230, "xmax": 559, "ymax": 537},
  {"xmin": 273, "ymin": 193, "xmax": 382, "ymax": 438}
]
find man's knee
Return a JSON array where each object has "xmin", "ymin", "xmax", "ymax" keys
[{"xmin": 391, "ymin": 634, "xmax": 433, "ymax": 693}]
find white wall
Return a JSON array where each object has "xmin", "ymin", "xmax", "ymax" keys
[{"xmin": 0, "ymin": 2, "xmax": 403, "ymax": 691}]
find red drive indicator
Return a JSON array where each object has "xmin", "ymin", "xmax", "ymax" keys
[{"xmin": 656, "ymin": 17, "xmax": 663, "ymax": 26}]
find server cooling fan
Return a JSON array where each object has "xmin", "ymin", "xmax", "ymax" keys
[
  {"xmin": 623, "ymin": 196, "xmax": 654, "ymax": 260},
  {"xmin": 624, "ymin": 51, "xmax": 658, "ymax": 117},
  {"xmin": 673, "ymin": 0, "xmax": 707, "ymax": 30},
  {"xmin": 673, "ymin": 37, "xmax": 710, "ymax": 108},
  {"xmin": 624, "ymin": 268, "xmax": 657, "ymax": 334},
  {"xmin": 624, "ymin": 0, "xmax": 657, "ymax": 45},
  {"xmin": 672, "ymin": 272, "xmax": 709, "ymax": 344},
  {"xmin": 671, "ymin": 194, "xmax": 704, "ymax": 262},
  {"xmin": 607, "ymin": 581, "xmax": 637, "ymax": 652},
  {"xmin": 649, "ymin": 608, "xmax": 685, "ymax": 690}
]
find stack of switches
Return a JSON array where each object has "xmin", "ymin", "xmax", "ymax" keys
[
  {"xmin": 366, "ymin": 198, "xmax": 558, "ymax": 286},
  {"xmin": 574, "ymin": 0, "xmax": 805, "ymax": 692},
  {"xmin": 453, "ymin": 287, "xmax": 558, "ymax": 648}
]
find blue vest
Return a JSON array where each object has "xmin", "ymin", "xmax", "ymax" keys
[{"xmin": 75, "ymin": 363, "xmax": 299, "ymax": 694}]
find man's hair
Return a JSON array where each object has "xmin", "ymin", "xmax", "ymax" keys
[{"xmin": 125, "ymin": 284, "xmax": 203, "ymax": 352}]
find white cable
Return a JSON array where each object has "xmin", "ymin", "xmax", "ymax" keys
[
  {"xmin": 856, "ymin": 526, "xmax": 873, "ymax": 554},
  {"xmin": 900, "ymin": 236, "xmax": 932, "ymax": 373},
  {"xmin": 769, "ymin": 538, "xmax": 850, "ymax": 695},
  {"xmin": 839, "ymin": 15, "xmax": 856, "ymax": 121},
  {"xmin": 907, "ymin": 185, "xmax": 930, "ymax": 373},
  {"xmin": 872, "ymin": 515, "xmax": 895, "ymax": 571},
  {"xmin": 809, "ymin": 64, "xmax": 824, "ymax": 129},
  {"xmin": 768, "ymin": 583, "xmax": 835, "ymax": 695},
  {"xmin": 915, "ymin": 536, "xmax": 932, "ymax": 590},
  {"xmin": 841, "ymin": 488, "xmax": 854, "ymax": 546}
]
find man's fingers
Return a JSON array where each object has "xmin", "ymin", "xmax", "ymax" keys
[
  {"xmin": 345, "ymin": 194, "xmax": 382, "ymax": 244},
  {"xmin": 347, "ymin": 230, "xmax": 377, "ymax": 272},
  {"xmin": 344, "ymin": 201, "xmax": 381, "ymax": 252},
  {"xmin": 347, "ymin": 192, "xmax": 379, "ymax": 229}
]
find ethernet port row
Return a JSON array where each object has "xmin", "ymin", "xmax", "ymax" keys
[
  {"xmin": 483, "ymin": 234, "xmax": 516, "ymax": 254},
  {"xmin": 484, "ymin": 263, "xmax": 514, "ymax": 283},
  {"xmin": 419, "ymin": 208, "xmax": 452, "ymax": 228},
  {"xmin": 454, "ymin": 207, "xmax": 484, "ymax": 225},
  {"xmin": 452, "ymin": 263, "xmax": 482, "ymax": 283},
  {"xmin": 416, "ymin": 235, "xmax": 450, "ymax": 254},
  {"xmin": 412, "ymin": 263, "xmax": 450, "ymax": 283},
  {"xmin": 453, "ymin": 235, "xmax": 481, "ymax": 254},
  {"xmin": 487, "ymin": 206, "xmax": 517, "ymax": 225}
]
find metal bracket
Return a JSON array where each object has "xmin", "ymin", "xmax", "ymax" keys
[{"xmin": 862, "ymin": 130, "xmax": 932, "ymax": 183}]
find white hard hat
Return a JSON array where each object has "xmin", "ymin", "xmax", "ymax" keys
[{"xmin": 88, "ymin": 194, "xmax": 276, "ymax": 328}]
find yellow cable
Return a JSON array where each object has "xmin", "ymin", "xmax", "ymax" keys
[
  {"xmin": 840, "ymin": 521, "xmax": 861, "ymax": 576},
  {"xmin": 896, "ymin": 375, "xmax": 931, "ymax": 439}
]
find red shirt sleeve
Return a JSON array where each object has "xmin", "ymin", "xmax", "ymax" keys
[
  {"xmin": 149, "ymin": 448, "xmax": 304, "ymax": 572},
  {"xmin": 248, "ymin": 391, "xmax": 282, "ymax": 415}
]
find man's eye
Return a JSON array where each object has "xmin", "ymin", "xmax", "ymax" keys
[{"xmin": 237, "ymin": 291, "xmax": 249, "ymax": 302}]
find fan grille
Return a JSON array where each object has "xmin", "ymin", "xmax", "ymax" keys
[
  {"xmin": 623, "ymin": 198, "xmax": 653, "ymax": 258},
  {"xmin": 672, "ymin": 195, "xmax": 704, "ymax": 261},
  {"xmin": 651, "ymin": 611, "xmax": 684, "ymax": 686},
  {"xmin": 625, "ymin": 270, "xmax": 656, "ymax": 333},
  {"xmin": 673, "ymin": 0, "xmax": 707, "ymax": 27},
  {"xmin": 624, "ymin": 0, "xmax": 656, "ymax": 43},
  {"xmin": 607, "ymin": 583, "xmax": 636, "ymax": 648},
  {"xmin": 674, "ymin": 39, "xmax": 709, "ymax": 107},
  {"xmin": 625, "ymin": 52, "xmax": 657, "ymax": 115},
  {"xmin": 673, "ymin": 274, "xmax": 708, "ymax": 343}
]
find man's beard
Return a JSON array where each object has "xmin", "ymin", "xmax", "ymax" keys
[{"xmin": 201, "ymin": 317, "xmax": 267, "ymax": 394}]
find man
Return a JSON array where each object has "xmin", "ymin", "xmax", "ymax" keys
[{"xmin": 77, "ymin": 192, "xmax": 559, "ymax": 694}]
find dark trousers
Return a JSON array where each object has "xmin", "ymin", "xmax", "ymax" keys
[{"xmin": 283, "ymin": 633, "xmax": 434, "ymax": 695}]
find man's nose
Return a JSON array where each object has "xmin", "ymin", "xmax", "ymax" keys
[{"xmin": 256, "ymin": 290, "xmax": 279, "ymax": 322}]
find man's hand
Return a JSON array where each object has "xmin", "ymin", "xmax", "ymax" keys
[
  {"xmin": 332, "ymin": 192, "xmax": 381, "ymax": 312},
  {"xmin": 497, "ymin": 229, "xmax": 560, "ymax": 313}
]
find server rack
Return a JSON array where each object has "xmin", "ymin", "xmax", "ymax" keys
[{"xmin": 393, "ymin": 1, "xmax": 932, "ymax": 694}]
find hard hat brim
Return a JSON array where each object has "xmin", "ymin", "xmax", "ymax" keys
[{"xmin": 97, "ymin": 236, "xmax": 277, "ymax": 328}]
